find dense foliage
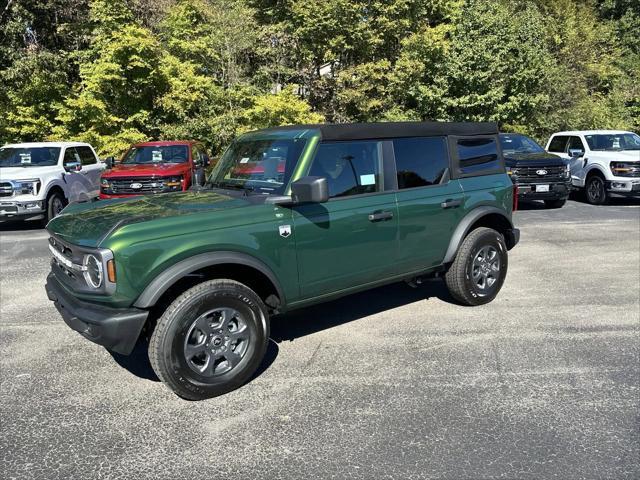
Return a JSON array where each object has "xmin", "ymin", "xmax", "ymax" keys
[{"xmin": 1, "ymin": 0, "xmax": 637, "ymax": 156}]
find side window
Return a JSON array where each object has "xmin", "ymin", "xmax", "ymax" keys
[
  {"xmin": 63, "ymin": 147, "xmax": 81, "ymax": 165},
  {"xmin": 308, "ymin": 141, "xmax": 383, "ymax": 198},
  {"xmin": 393, "ymin": 137, "xmax": 449, "ymax": 189},
  {"xmin": 567, "ymin": 136, "xmax": 585, "ymax": 152},
  {"xmin": 456, "ymin": 137, "xmax": 500, "ymax": 176},
  {"xmin": 76, "ymin": 146, "xmax": 97, "ymax": 165},
  {"xmin": 548, "ymin": 135, "xmax": 569, "ymax": 153}
]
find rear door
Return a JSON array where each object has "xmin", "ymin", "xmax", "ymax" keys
[
  {"xmin": 292, "ymin": 140, "xmax": 399, "ymax": 299},
  {"xmin": 392, "ymin": 136, "xmax": 465, "ymax": 273}
]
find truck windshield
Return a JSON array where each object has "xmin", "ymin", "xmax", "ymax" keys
[
  {"xmin": 0, "ymin": 147, "xmax": 61, "ymax": 167},
  {"xmin": 208, "ymin": 137, "xmax": 308, "ymax": 195},
  {"xmin": 499, "ymin": 134, "xmax": 545, "ymax": 154},
  {"xmin": 121, "ymin": 145, "xmax": 189, "ymax": 164},
  {"xmin": 584, "ymin": 133, "xmax": 640, "ymax": 151}
]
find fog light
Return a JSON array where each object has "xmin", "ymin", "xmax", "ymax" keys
[
  {"xmin": 24, "ymin": 202, "xmax": 40, "ymax": 209},
  {"xmin": 611, "ymin": 182, "xmax": 627, "ymax": 189}
]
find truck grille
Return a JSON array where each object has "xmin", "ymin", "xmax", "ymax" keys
[
  {"xmin": 0, "ymin": 182, "xmax": 14, "ymax": 197},
  {"xmin": 611, "ymin": 162, "xmax": 640, "ymax": 178},
  {"xmin": 107, "ymin": 177, "xmax": 166, "ymax": 194},
  {"xmin": 510, "ymin": 166, "xmax": 566, "ymax": 183}
]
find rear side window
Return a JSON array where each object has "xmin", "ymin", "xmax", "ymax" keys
[
  {"xmin": 456, "ymin": 137, "xmax": 500, "ymax": 176},
  {"xmin": 309, "ymin": 141, "xmax": 383, "ymax": 198},
  {"xmin": 548, "ymin": 136, "xmax": 569, "ymax": 153},
  {"xmin": 76, "ymin": 146, "xmax": 97, "ymax": 165},
  {"xmin": 393, "ymin": 137, "xmax": 449, "ymax": 189}
]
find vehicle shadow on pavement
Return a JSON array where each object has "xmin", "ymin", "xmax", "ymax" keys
[
  {"xmin": 0, "ymin": 219, "xmax": 44, "ymax": 232},
  {"xmin": 271, "ymin": 279, "xmax": 454, "ymax": 343}
]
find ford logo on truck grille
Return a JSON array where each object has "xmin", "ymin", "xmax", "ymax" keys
[
  {"xmin": 536, "ymin": 169, "xmax": 548, "ymax": 176},
  {"xmin": 130, "ymin": 182, "xmax": 143, "ymax": 189}
]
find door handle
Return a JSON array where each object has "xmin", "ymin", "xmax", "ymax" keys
[
  {"xmin": 441, "ymin": 199, "xmax": 463, "ymax": 209},
  {"xmin": 368, "ymin": 211, "xmax": 393, "ymax": 222}
]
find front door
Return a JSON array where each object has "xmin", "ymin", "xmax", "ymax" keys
[
  {"xmin": 566, "ymin": 136, "xmax": 587, "ymax": 186},
  {"xmin": 292, "ymin": 140, "xmax": 398, "ymax": 299}
]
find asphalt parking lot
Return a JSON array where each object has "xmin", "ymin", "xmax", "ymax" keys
[{"xmin": 1, "ymin": 197, "xmax": 639, "ymax": 480}]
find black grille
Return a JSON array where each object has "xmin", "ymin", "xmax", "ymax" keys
[
  {"xmin": 511, "ymin": 166, "xmax": 566, "ymax": 183},
  {"xmin": 107, "ymin": 177, "xmax": 166, "ymax": 194},
  {"xmin": 0, "ymin": 182, "xmax": 13, "ymax": 197},
  {"xmin": 611, "ymin": 162, "xmax": 640, "ymax": 178}
]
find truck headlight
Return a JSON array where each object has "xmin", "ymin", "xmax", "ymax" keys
[
  {"xmin": 163, "ymin": 176, "xmax": 183, "ymax": 192},
  {"xmin": 83, "ymin": 254, "xmax": 103, "ymax": 288},
  {"xmin": 563, "ymin": 164, "xmax": 571, "ymax": 178},
  {"xmin": 14, "ymin": 179, "xmax": 41, "ymax": 195}
]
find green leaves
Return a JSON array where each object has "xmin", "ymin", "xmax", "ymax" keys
[{"xmin": 0, "ymin": 0, "xmax": 637, "ymax": 156}]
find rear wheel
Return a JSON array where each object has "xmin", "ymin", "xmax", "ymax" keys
[
  {"xmin": 445, "ymin": 227, "xmax": 508, "ymax": 306},
  {"xmin": 544, "ymin": 198, "xmax": 567, "ymax": 209},
  {"xmin": 585, "ymin": 174, "xmax": 608, "ymax": 205},
  {"xmin": 149, "ymin": 279, "xmax": 269, "ymax": 400}
]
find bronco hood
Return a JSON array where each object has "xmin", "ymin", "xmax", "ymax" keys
[{"xmin": 47, "ymin": 191, "xmax": 251, "ymax": 247}]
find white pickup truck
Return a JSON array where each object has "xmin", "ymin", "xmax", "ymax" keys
[
  {"xmin": 545, "ymin": 130, "xmax": 640, "ymax": 204},
  {"xmin": 0, "ymin": 142, "xmax": 104, "ymax": 224}
]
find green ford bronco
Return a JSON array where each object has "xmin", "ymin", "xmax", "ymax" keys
[{"xmin": 45, "ymin": 122, "xmax": 520, "ymax": 400}]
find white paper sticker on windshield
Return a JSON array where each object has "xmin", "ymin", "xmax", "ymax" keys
[
  {"xmin": 360, "ymin": 174, "xmax": 375, "ymax": 185},
  {"xmin": 151, "ymin": 150, "xmax": 163, "ymax": 162},
  {"xmin": 20, "ymin": 153, "xmax": 32, "ymax": 164},
  {"xmin": 240, "ymin": 157, "xmax": 250, "ymax": 164}
]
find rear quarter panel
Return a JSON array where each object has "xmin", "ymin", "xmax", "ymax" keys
[{"xmin": 458, "ymin": 173, "xmax": 514, "ymax": 217}]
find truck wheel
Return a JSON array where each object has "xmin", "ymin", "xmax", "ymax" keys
[
  {"xmin": 42, "ymin": 191, "xmax": 66, "ymax": 226},
  {"xmin": 585, "ymin": 174, "xmax": 608, "ymax": 205},
  {"xmin": 149, "ymin": 279, "xmax": 269, "ymax": 400},
  {"xmin": 544, "ymin": 198, "xmax": 567, "ymax": 209},
  {"xmin": 445, "ymin": 227, "xmax": 508, "ymax": 306}
]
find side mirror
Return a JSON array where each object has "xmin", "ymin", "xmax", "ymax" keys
[
  {"xmin": 64, "ymin": 161, "xmax": 82, "ymax": 173},
  {"xmin": 291, "ymin": 176, "xmax": 328, "ymax": 204},
  {"xmin": 105, "ymin": 156, "xmax": 115, "ymax": 169},
  {"xmin": 568, "ymin": 149, "xmax": 584, "ymax": 158}
]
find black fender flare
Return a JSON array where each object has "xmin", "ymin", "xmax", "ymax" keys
[
  {"xmin": 442, "ymin": 206, "xmax": 514, "ymax": 264},
  {"xmin": 133, "ymin": 251, "xmax": 285, "ymax": 309}
]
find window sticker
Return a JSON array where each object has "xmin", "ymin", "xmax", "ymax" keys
[
  {"xmin": 240, "ymin": 157, "xmax": 250, "ymax": 164},
  {"xmin": 20, "ymin": 153, "xmax": 32, "ymax": 164},
  {"xmin": 360, "ymin": 174, "xmax": 376, "ymax": 185},
  {"xmin": 152, "ymin": 150, "xmax": 163, "ymax": 162}
]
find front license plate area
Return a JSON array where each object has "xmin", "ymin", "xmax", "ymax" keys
[{"xmin": 536, "ymin": 184, "xmax": 550, "ymax": 192}]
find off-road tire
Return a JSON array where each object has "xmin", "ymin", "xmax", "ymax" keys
[
  {"xmin": 445, "ymin": 227, "xmax": 508, "ymax": 306},
  {"xmin": 149, "ymin": 279, "xmax": 269, "ymax": 400},
  {"xmin": 42, "ymin": 191, "xmax": 66, "ymax": 227},
  {"xmin": 585, "ymin": 174, "xmax": 608, "ymax": 205},
  {"xmin": 544, "ymin": 198, "xmax": 567, "ymax": 209}
]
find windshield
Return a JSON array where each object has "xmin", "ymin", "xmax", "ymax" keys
[
  {"xmin": 499, "ymin": 134, "xmax": 545, "ymax": 154},
  {"xmin": 0, "ymin": 147, "xmax": 60, "ymax": 167},
  {"xmin": 121, "ymin": 145, "xmax": 189, "ymax": 164},
  {"xmin": 208, "ymin": 137, "xmax": 308, "ymax": 195},
  {"xmin": 584, "ymin": 133, "xmax": 640, "ymax": 151}
]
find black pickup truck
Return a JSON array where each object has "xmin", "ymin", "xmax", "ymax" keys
[{"xmin": 500, "ymin": 133, "xmax": 571, "ymax": 208}]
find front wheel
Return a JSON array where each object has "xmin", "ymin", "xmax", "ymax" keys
[
  {"xmin": 585, "ymin": 175, "xmax": 608, "ymax": 205},
  {"xmin": 149, "ymin": 279, "xmax": 270, "ymax": 400},
  {"xmin": 42, "ymin": 191, "xmax": 66, "ymax": 226},
  {"xmin": 445, "ymin": 227, "xmax": 508, "ymax": 306}
]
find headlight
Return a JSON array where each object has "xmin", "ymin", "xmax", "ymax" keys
[
  {"xmin": 564, "ymin": 164, "xmax": 571, "ymax": 177},
  {"xmin": 14, "ymin": 178, "xmax": 41, "ymax": 195},
  {"xmin": 83, "ymin": 254, "xmax": 103, "ymax": 288},
  {"xmin": 163, "ymin": 176, "xmax": 183, "ymax": 191}
]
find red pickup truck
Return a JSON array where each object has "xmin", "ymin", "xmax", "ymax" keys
[{"xmin": 100, "ymin": 141, "xmax": 209, "ymax": 199}]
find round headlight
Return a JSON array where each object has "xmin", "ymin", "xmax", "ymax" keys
[{"xmin": 83, "ymin": 254, "xmax": 103, "ymax": 288}]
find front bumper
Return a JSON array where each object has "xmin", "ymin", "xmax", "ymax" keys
[
  {"xmin": 0, "ymin": 200, "xmax": 44, "ymax": 219},
  {"xmin": 606, "ymin": 180, "xmax": 640, "ymax": 195},
  {"xmin": 45, "ymin": 273, "xmax": 148, "ymax": 355},
  {"xmin": 515, "ymin": 181, "xmax": 570, "ymax": 201}
]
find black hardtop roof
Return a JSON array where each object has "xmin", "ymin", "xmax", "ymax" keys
[{"xmin": 259, "ymin": 121, "xmax": 498, "ymax": 141}]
